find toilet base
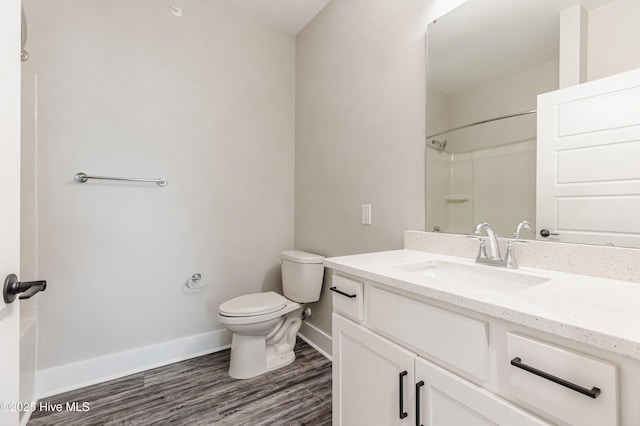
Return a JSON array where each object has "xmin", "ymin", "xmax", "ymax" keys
[
  {"xmin": 266, "ymin": 349, "xmax": 296, "ymax": 372},
  {"xmin": 227, "ymin": 310, "xmax": 302, "ymax": 379},
  {"xmin": 228, "ymin": 334, "xmax": 267, "ymax": 379}
]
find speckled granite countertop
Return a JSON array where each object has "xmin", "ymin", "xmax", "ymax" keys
[{"xmin": 325, "ymin": 249, "xmax": 640, "ymax": 361}]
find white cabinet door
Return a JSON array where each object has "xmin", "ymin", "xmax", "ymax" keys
[
  {"xmin": 333, "ymin": 313, "xmax": 416, "ymax": 426},
  {"xmin": 537, "ymin": 67, "xmax": 640, "ymax": 247},
  {"xmin": 415, "ymin": 357, "xmax": 550, "ymax": 426}
]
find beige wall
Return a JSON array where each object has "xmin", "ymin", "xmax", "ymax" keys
[
  {"xmin": 588, "ymin": 0, "xmax": 640, "ymax": 81},
  {"xmin": 294, "ymin": 0, "xmax": 466, "ymax": 347},
  {"xmin": 26, "ymin": 0, "xmax": 295, "ymax": 371}
]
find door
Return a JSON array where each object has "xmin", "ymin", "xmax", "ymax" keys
[
  {"xmin": 332, "ymin": 313, "xmax": 416, "ymax": 426},
  {"xmin": 415, "ymin": 357, "xmax": 550, "ymax": 426},
  {"xmin": 1, "ymin": 0, "xmax": 23, "ymax": 425},
  {"xmin": 537, "ymin": 67, "xmax": 640, "ymax": 247}
]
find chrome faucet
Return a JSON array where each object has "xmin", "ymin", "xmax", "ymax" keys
[
  {"xmin": 474, "ymin": 222, "xmax": 500, "ymax": 260},
  {"xmin": 513, "ymin": 220, "xmax": 532, "ymax": 239},
  {"xmin": 470, "ymin": 222, "xmax": 528, "ymax": 269}
]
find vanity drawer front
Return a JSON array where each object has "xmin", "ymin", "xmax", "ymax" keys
[
  {"xmin": 367, "ymin": 286, "xmax": 488, "ymax": 380},
  {"xmin": 331, "ymin": 274, "xmax": 364, "ymax": 321},
  {"xmin": 507, "ymin": 333, "xmax": 618, "ymax": 426}
]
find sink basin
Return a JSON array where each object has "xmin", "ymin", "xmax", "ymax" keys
[{"xmin": 394, "ymin": 260, "xmax": 549, "ymax": 293}]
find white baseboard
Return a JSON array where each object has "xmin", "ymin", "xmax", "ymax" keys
[
  {"xmin": 298, "ymin": 321, "xmax": 332, "ymax": 361},
  {"xmin": 19, "ymin": 398, "xmax": 37, "ymax": 426},
  {"xmin": 36, "ymin": 329, "xmax": 232, "ymax": 399}
]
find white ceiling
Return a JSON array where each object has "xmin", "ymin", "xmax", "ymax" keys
[
  {"xmin": 207, "ymin": 0, "xmax": 613, "ymax": 38},
  {"xmin": 207, "ymin": 0, "xmax": 331, "ymax": 35}
]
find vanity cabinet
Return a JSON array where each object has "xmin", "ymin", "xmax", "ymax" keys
[
  {"xmin": 331, "ymin": 271, "xmax": 625, "ymax": 425},
  {"xmin": 333, "ymin": 313, "xmax": 550, "ymax": 425}
]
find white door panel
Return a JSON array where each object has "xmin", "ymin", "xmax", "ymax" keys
[
  {"xmin": 537, "ymin": 67, "xmax": 640, "ymax": 247},
  {"xmin": 557, "ymin": 140, "xmax": 640, "ymax": 183},
  {"xmin": 557, "ymin": 85, "xmax": 640, "ymax": 137},
  {"xmin": 1, "ymin": 0, "xmax": 24, "ymax": 425}
]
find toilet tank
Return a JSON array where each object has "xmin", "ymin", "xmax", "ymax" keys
[{"xmin": 281, "ymin": 250, "xmax": 325, "ymax": 303}]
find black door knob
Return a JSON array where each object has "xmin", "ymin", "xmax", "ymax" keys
[
  {"xmin": 540, "ymin": 229, "xmax": 560, "ymax": 238},
  {"xmin": 3, "ymin": 274, "xmax": 47, "ymax": 304}
]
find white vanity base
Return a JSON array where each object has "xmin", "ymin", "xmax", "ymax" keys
[{"xmin": 326, "ymin": 249, "xmax": 640, "ymax": 425}]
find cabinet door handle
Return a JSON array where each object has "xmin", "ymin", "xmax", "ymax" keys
[
  {"xmin": 329, "ymin": 286, "xmax": 357, "ymax": 298},
  {"xmin": 399, "ymin": 370, "xmax": 408, "ymax": 419},
  {"xmin": 510, "ymin": 357, "xmax": 601, "ymax": 399},
  {"xmin": 415, "ymin": 380, "xmax": 425, "ymax": 426}
]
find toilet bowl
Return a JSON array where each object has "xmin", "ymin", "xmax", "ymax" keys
[
  {"xmin": 219, "ymin": 292, "xmax": 302, "ymax": 379},
  {"xmin": 218, "ymin": 250, "xmax": 324, "ymax": 379}
]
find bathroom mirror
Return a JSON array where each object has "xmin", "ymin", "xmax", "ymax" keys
[{"xmin": 425, "ymin": 0, "xmax": 636, "ymax": 246}]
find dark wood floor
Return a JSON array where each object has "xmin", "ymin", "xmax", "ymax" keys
[{"xmin": 28, "ymin": 338, "xmax": 332, "ymax": 426}]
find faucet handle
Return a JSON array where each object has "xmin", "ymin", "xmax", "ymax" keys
[
  {"xmin": 478, "ymin": 239, "xmax": 488, "ymax": 260},
  {"xmin": 466, "ymin": 235, "xmax": 488, "ymax": 260},
  {"xmin": 466, "ymin": 234, "xmax": 486, "ymax": 245},
  {"xmin": 504, "ymin": 239, "xmax": 528, "ymax": 269}
]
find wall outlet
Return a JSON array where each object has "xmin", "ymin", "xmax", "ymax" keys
[{"xmin": 361, "ymin": 204, "xmax": 372, "ymax": 225}]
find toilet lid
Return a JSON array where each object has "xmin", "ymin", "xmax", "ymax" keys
[{"xmin": 219, "ymin": 291, "xmax": 286, "ymax": 317}]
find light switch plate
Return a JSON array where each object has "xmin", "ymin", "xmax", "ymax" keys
[{"xmin": 361, "ymin": 204, "xmax": 371, "ymax": 225}]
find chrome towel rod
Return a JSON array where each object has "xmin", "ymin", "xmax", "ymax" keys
[
  {"xmin": 74, "ymin": 172, "xmax": 168, "ymax": 187},
  {"xmin": 426, "ymin": 109, "xmax": 537, "ymax": 139}
]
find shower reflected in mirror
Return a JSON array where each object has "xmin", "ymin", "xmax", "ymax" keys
[{"xmin": 429, "ymin": 139, "xmax": 448, "ymax": 153}]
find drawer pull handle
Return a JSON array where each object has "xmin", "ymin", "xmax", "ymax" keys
[
  {"xmin": 399, "ymin": 371, "xmax": 408, "ymax": 419},
  {"xmin": 510, "ymin": 357, "xmax": 601, "ymax": 399},
  {"xmin": 330, "ymin": 286, "xmax": 357, "ymax": 298},
  {"xmin": 415, "ymin": 380, "xmax": 425, "ymax": 426}
]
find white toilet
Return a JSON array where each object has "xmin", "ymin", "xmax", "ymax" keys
[{"xmin": 218, "ymin": 250, "xmax": 324, "ymax": 379}]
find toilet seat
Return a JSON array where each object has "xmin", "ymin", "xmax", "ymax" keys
[
  {"xmin": 218, "ymin": 297, "xmax": 301, "ymax": 326},
  {"xmin": 219, "ymin": 291, "xmax": 286, "ymax": 317}
]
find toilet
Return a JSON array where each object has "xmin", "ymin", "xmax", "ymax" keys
[{"xmin": 218, "ymin": 250, "xmax": 324, "ymax": 379}]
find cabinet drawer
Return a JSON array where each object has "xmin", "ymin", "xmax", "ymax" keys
[
  {"xmin": 507, "ymin": 333, "xmax": 618, "ymax": 426},
  {"xmin": 331, "ymin": 274, "xmax": 363, "ymax": 321},
  {"xmin": 368, "ymin": 286, "xmax": 488, "ymax": 380}
]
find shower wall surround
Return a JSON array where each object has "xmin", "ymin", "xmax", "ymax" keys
[
  {"xmin": 426, "ymin": 140, "xmax": 536, "ymax": 236},
  {"xmin": 27, "ymin": 0, "xmax": 295, "ymax": 396},
  {"xmin": 425, "ymin": 59, "xmax": 557, "ymax": 237}
]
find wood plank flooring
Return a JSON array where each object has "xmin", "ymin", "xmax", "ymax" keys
[{"xmin": 28, "ymin": 338, "xmax": 332, "ymax": 426}]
